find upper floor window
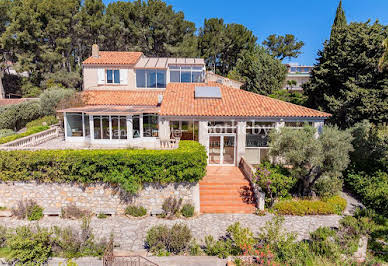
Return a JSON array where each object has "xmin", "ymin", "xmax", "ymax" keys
[
  {"xmin": 169, "ymin": 65, "xmax": 204, "ymax": 83},
  {"xmin": 136, "ymin": 69, "xmax": 166, "ymax": 88},
  {"xmin": 107, "ymin": 69, "xmax": 120, "ymax": 84}
]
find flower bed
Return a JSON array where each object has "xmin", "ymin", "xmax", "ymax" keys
[{"xmin": 272, "ymin": 196, "xmax": 347, "ymax": 215}]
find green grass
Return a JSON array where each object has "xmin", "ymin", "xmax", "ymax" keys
[{"xmin": 0, "ymin": 125, "xmax": 50, "ymax": 144}]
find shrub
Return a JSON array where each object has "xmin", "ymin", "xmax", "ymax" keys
[
  {"xmin": 6, "ymin": 226, "xmax": 52, "ymax": 265},
  {"xmin": 0, "ymin": 100, "xmax": 42, "ymax": 130},
  {"xmin": 181, "ymin": 203, "xmax": 195, "ymax": 218},
  {"xmin": 11, "ymin": 200, "xmax": 43, "ymax": 221},
  {"xmin": 272, "ymin": 196, "xmax": 347, "ymax": 215},
  {"xmin": 0, "ymin": 141, "xmax": 207, "ymax": 193},
  {"xmin": 203, "ymin": 235, "xmax": 232, "ymax": 258},
  {"xmin": 26, "ymin": 115, "xmax": 58, "ymax": 129},
  {"xmin": 162, "ymin": 197, "xmax": 183, "ymax": 218},
  {"xmin": 145, "ymin": 224, "xmax": 192, "ymax": 255},
  {"xmin": 125, "ymin": 205, "xmax": 147, "ymax": 217},
  {"xmin": 61, "ymin": 204, "xmax": 91, "ymax": 219},
  {"xmin": 0, "ymin": 225, "xmax": 6, "ymax": 247},
  {"xmin": 312, "ymin": 176, "xmax": 343, "ymax": 198},
  {"xmin": 345, "ymin": 171, "xmax": 388, "ymax": 216},
  {"xmin": 0, "ymin": 129, "xmax": 15, "ymax": 138},
  {"xmin": 39, "ymin": 87, "xmax": 74, "ymax": 116},
  {"xmin": 309, "ymin": 227, "xmax": 340, "ymax": 259},
  {"xmin": 0, "ymin": 125, "xmax": 49, "ymax": 144},
  {"xmin": 96, "ymin": 213, "xmax": 108, "ymax": 219},
  {"xmin": 254, "ymin": 162, "xmax": 297, "ymax": 207}
]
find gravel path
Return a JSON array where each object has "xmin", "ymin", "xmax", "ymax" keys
[{"xmin": 0, "ymin": 213, "xmax": 341, "ymax": 250}]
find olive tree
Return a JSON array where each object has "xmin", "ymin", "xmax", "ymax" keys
[{"xmin": 269, "ymin": 125, "xmax": 353, "ymax": 196}]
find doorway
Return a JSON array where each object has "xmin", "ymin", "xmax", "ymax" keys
[{"xmin": 208, "ymin": 135, "xmax": 236, "ymax": 165}]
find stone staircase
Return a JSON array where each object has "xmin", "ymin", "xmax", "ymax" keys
[{"xmin": 199, "ymin": 166, "xmax": 256, "ymax": 214}]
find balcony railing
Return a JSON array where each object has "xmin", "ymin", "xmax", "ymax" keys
[{"xmin": 0, "ymin": 126, "xmax": 60, "ymax": 149}]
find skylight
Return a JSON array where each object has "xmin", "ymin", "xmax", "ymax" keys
[{"xmin": 194, "ymin": 86, "xmax": 222, "ymax": 99}]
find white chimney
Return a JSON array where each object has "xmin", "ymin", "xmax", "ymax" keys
[
  {"xmin": 92, "ymin": 44, "xmax": 99, "ymax": 58},
  {"xmin": 158, "ymin": 94, "xmax": 163, "ymax": 105}
]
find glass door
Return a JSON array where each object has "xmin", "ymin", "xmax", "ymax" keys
[
  {"xmin": 208, "ymin": 135, "xmax": 235, "ymax": 165},
  {"xmin": 209, "ymin": 136, "xmax": 221, "ymax": 164}
]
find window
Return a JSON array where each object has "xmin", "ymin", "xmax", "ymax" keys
[
  {"xmin": 66, "ymin": 113, "xmax": 83, "ymax": 137},
  {"xmin": 111, "ymin": 116, "xmax": 127, "ymax": 139},
  {"xmin": 285, "ymin": 121, "xmax": 313, "ymax": 128},
  {"xmin": 208, "ymin": 121, "xmax": 236, "ymax": 134},
  {"xmin": 136, "ymin": 70, "xmax": 166, "ymax": 88},
  {"xmin": 106, "ymin": 69, "xmax": 120, "ymax": 84},
  {"xmin": 143, "ymin": 113, "xmax": 159, "ymax": 137},
  {"xmin": 169, "ymin": 65, "xmax": 204, "ymax": 83},
  {"xmin": 133, "ymin": 115, "xmax": 140, "ymax": 138},
  {"xmin": 170, "ymin": 120, "xmax": 199, "ymax": 141},
  {"xmin": 246, "ymin": 121, "xmax": 275, "ymax": 147}
]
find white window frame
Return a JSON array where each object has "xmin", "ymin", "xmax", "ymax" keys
[
  {"xmin": 136, "ymin": 69, "xmax": 166, "ymax": 88},
  {"xmin": 168, "ymin": 65, "xmax": 204, "ymax": 83},
  {"xmin": 106, "ymin": 69, "xmax": 120, "ymax": 84}
]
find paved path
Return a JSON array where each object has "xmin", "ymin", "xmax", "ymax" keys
[{"xmin": 0, "ymin": 213, "xmax": 341, "ymax": 250}]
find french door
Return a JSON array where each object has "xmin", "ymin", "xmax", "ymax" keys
[{"xmin": 208, "ymin": 135, "xmax": 236, "ymax": 165}]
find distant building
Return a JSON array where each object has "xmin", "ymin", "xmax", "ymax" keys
[{"xmin": 282, "ymin": 63, "xmax": 313, "ymax": 92}]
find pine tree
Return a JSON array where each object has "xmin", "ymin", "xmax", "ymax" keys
[{"xmin": 330, "ymin": 0, "xmax": 347, "ymax": 38}]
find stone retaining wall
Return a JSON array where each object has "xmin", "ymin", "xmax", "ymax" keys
[{"xmin": 0, "ymin": 181, "xmax": 200, "ymax": 214}]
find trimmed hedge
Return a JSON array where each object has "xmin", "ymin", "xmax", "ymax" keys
[
  {"xmin": 273, "ymin": 196, "xmax": 347, "ymax": 216},
  {"xmin": 0, "ymin": 141, "xmax": 207, "ymax": 193},
  {"xmin": 0, "ymin": 126, "xmax": 50, "ymax": 144}
]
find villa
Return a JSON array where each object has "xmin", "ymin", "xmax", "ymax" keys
[{"xmin": 59, "ymin": 45, "xmax": 330, "ymax": 166}]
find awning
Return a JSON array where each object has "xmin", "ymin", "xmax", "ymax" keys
[{"xmin": 58, "ymin": 105, "xmax": 160, "ymax": 115}]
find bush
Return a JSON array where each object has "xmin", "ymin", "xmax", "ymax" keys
[
  {"xmin": 6, "ymin": 226, "xmax": 52, "ymax": 265},
  {"xmin": 11, "ymin": 200, "xmax": 43, "ymax": 221},
  {"xmin": 145, "ymin": 224, "xmax": 192, "ymax": 255},
  {"xmin": 254, "ymin": 162, "xmax": 297, "ymax": 207},
  {"xmin": 0, "ymin": 141, "xmax": 207, "ymax": 193},
  {"xmin": 162, "ymin": 197, "xmax": 183, "ymax": 218},
  {"xmin": 203, "ymin": 235, "xmax": 232, "ymax": 258},
  {"xmin": 0, "ymin": 100, "xmax": 42, "ymax": 130},
  {"xmin": 312, "ymin": 176, "xmax": 343, "ymax": 198},
  {"xmin": 61, "ymin": 204, "xmax": 91, "ymax": 219},
  {"xmin": 125, "ymin": 205, "xmax": 147, "ymax": 217},
  {"xmin": 0, "ymin": 125, "xmax": 49, "ymax": 144},
  {"xmin": 181, "ymin": 203, "xmax": 195, "ymax": 218},
  {"xmin": 345, "ymin": 171, "xmax": 388, "ymax": 216},
  {"xmin": 309, "ymin": 227, "xmax": 340, "ymax": 259},
  {"xmin": 0, "ymin": 225, "xmax": 6, "ymax": 247},
  {"xmin": 26, "ymin": 115, "xmax": 58, "ymax": 129},
  {"xmin": 272, "ymin": 196, "xmax": 347, "ymax": 215},
  {"xmin": 0, "ymin": 129, "xmax": 15, "ymax": 138},
  {"xmin": 39, "ymin": 87, "xmax": 74, "ymax": 116}
]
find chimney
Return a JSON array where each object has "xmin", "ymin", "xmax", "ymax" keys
[
  {"xmin": 92, "ymin": 44, "xmax": 99, "ymax": 58},
  {"xmin": 157, "ymin": 94, "xmax": 163, "ymax": 105}
]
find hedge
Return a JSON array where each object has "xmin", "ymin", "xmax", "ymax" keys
[
  {"xmin": 345, "ymin": 171, "xmax": 388, "ymax": 217},
  {"xmin": 0, "ymin": 141, "xmax": 207, "ymax": 193},
  {"xmin": 272, "ymin": 196, "xmax": 347, "ymax": 216},
  {"xmin": 0, "ymin": 100, "xmax": 42, "ymax": 130},
  {"xmin": 0, "ymin": 126, "xmax": 50, "ymax": 145}
]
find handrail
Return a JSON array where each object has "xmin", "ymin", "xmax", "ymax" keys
[
  {"xmin": 239, "ymin": 156, "xmax": 265, "ymax": 210},
  {"xmin": 0, "ymin": 126, "xmax": 59, "ymax": 148},
  {"xmin": 159, "ymin": 138, "xmax": 180, "ymax": 149}
]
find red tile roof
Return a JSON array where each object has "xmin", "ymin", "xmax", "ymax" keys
[
  {"xmin": 83, "ymin": 51, "xmax": 143, "ymax": 65},
  {"xmin": 83, "ymin": 90, "xmax": 163, "ymax": 106},
  {"xmin": 160, "ymin": 82, "xmax": 330, "ymax": 118}
]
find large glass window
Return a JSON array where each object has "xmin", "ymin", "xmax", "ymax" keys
[
  {"xmin": 111, "ymin": 116, "xmax": 127, "ymax": 139},
  {"xmin": 168, "ymin": 65, "xmax": 204, "ymax": 83},
  {"xmin": 102, "ymin": 116, "xmax": 110, "ymax": 139},
  {"xmin": 133, "ymin": 115, "xmax": 140, "ymax": 138},
  {"xmin": 208, "ymin": 121, "xmax": 236, "ymax": 134},
  {"xmin": 246, "ymin": 121, "xmax": 275, "ymax": 147},
  {"xmin": 66, "ymin": 113, "xmax": 83, "ymax": 137},
  {"xmin": 84, "ymin": 115, "xmax": 90, "ymax": 137},
  {"xmin": 107, "ymin": 69, "xmax": 120, "ymax": 84},
  {"xmin": 93, "ymin": 116, "xmax": 102, "ymax": 139},
  {"xmin": 170, "ymin": 120, "xmax": 199, "ymax": 141},
  {"xmin": 285, "ymin": 121, "xmax": 313, "ymax": 128},
  {"xmin": 143, "ymin": 113, "xmax": 158, "ymax": 137},
  {"xmin": 136, "ymin": 70, "xmax": 166, "ymax": 88}
]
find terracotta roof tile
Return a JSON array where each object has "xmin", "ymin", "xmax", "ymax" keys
[
  {"xmin": 83, "ymin": 51, "xmax": 143, "ymax": 65},
  {"xmin": 82, "ymin": 90, "xmax": 163, "ymax": 106},
  {"xmin": 160, "ymin": 82, "xmax": 331, "ymax": 118}
]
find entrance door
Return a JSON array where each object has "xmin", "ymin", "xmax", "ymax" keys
[{"xmin": 208, "ymin": 135, "xmax": 235, "ymax": 165}]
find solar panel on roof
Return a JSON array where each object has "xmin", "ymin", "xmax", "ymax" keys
[{"xmin": 195, "ymin": 86, "xmax": 222, "ymax": 98}]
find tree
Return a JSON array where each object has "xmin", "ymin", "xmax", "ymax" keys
[
  {"xmin": 228, "ymin": 46, "xmax": 287, "ymax": 95},
  {"xmin": 269, "ymin": 125, "xmax": 353, "ymax": 196},
  {"xmin": 0, "ymin": 0, "xmax": 12, "ymax": 98},
  {"xmin": 262, "ymin": 34, "xmax": 304, "ymax": 60},
  {"xmin": 304, "ymin": 21, "xmax": 388, "ymax": 128},
  {"xmin": 198, "ymin": 19, "xmax": 257, "ymax": 75},
  {"xmin": 330, "ymin": 0, "xmax": 347, "ymax": 39},
  {"xmin": 269, "ymin": 90, "xmax": 307, "ymax": 106},
  {"xmin": 378, "ymin": 38, "xmax": 388, "ymax": 72},
  {"xmin": 286, "ymin": 80, "xmax": 297, "ymax": 91}
]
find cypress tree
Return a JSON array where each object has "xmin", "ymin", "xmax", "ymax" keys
[{"xmin": 330, "ymin": 0, "xmax": 347, "ymax": 38}]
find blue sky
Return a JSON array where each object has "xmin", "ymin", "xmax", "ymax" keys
[{"xmin": 102, "ymin": 0, "xmax": 388, "ymax": 65}]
